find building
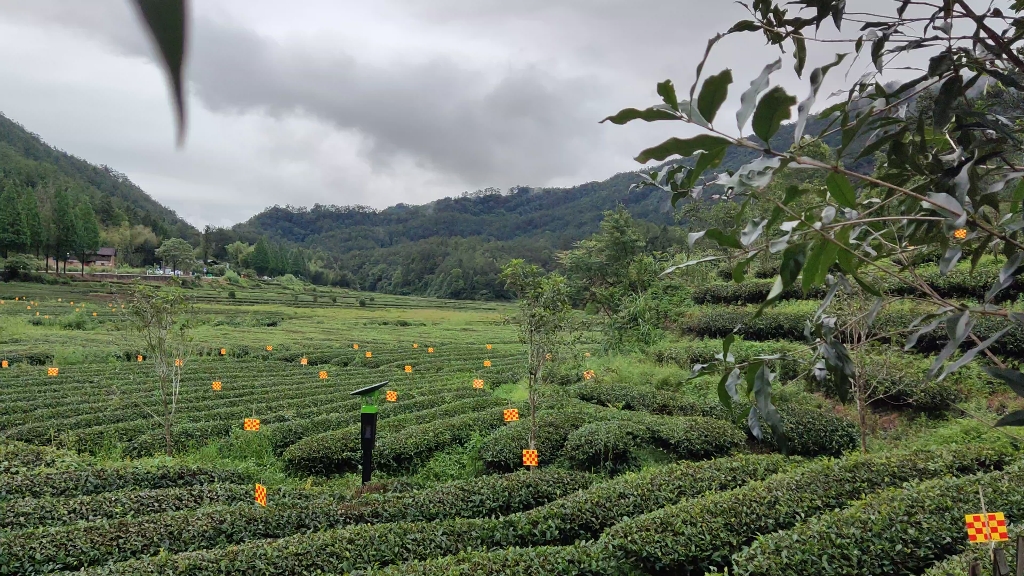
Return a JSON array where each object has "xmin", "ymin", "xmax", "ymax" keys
[{"xmin": 53, "ymin": 247, "xmax": 117, "ymax": 269}]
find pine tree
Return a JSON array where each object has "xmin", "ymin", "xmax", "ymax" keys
[
  {"xmin": 53, "ymin": 189, "xmax": 78, "ymax": 273},
  {"xmin": 75, "ymin": 200, "xmax": 101, "ymax": 274},
  {"xmin": 250, "ymin": 237, "xmax": 272, "ymax": 277},
  {"xmin": 0, "ymin": 186, "xmax": 28, "ymax": 257},
  {"xmin": 21, "ymin": 189, "xmax": 44, "ymax": 257}
]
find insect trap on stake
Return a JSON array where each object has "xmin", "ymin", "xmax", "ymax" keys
[{"xmin": 350, "ymin": 381, "xmax": 389, "ymax": 485}]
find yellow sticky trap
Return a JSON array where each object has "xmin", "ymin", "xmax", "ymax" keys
[
  {"xmin": 47, "ymin": 367, "xmax": 59, "ymax": 377},
  {"xmin": 220, "ymin": 348, "xmax": 226, "ymax": 356},
  {"xmin": 483, "ymin": 360, "xmax": 491, "ymax": 367},
  {"xmin": 300, "ymin": 357, "xmax": 308, "ymax": 365},
  {"xmin": 583, "ymin": 369, "xmax": 595, "ymax": 380},
  {"xmin": 137, "ymin": 355, "xmax": 143, "ymax": 362},
  {"xmin": 92, "ymin": 312, "xmax": 97, "ymax": 317},
  {"xmin": 319, "ymin": 370, "xmax": 328, "ymax": 379},
  {"xmin": 243, "ymin": 418, "xmax": 260, "ymax": 431},
  {"xmin": 1, "ymin": 360, "xmax": 8, "ymax": 369},
  {"xmin": 503, "ymin": 408, "xmax": 519, "ymax": 422},
  {"xmin": 353, "ymin": 343, "xmax": 359, "ymax": 350},
  {"xmin": 255, "ymin": 484, "xmax": 267, "ymax": 507},
  {"xmin": 413, "ymin": 343, "xmax": 418, "ymax": 348},
  {"xmin": 385, "ymin": 390, "xmax": 397, "ymax": 402},
  {"xmin": 365, "ymin": 351, "xmax": 372, "ymax": 358},
  {"xmin": 486, "ymin": 344, "xmax": 492, "ymax": 350},
  {"xmin": 428, "ymin": 347, "xmax": 434, "ymax": 354},
  {"xmin": 473, "ymin": 378, "xmax": 484, "ymax": 389},
  {"xmin": 966, "ymin": 512, "xmax": 1009, "ymax": 542},
  {"xmin": 404, "ymin": 365, "xmax": 412, "ymax": 373},
  {"xmin": 265, "ymin": 345, "xmax": 273, "ymax": 351},
  {"xmin": 523, "ymin": 449, "xmax": 538, "ymax": 467},
  {"xmin": 174, "ymin": 358, "xmax": 183, "ymax": 367},
  {"xmin": 212, "ymin": 381, "xmax": 222, "ymax": 391}
]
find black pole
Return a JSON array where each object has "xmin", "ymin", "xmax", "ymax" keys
[{"xmin": 360, "ymin": 409, "xmax": 378, "ymax": 484}]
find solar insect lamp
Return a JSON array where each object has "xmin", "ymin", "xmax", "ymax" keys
[{"xmin": 350, "ymin": 380, "xmax": 389, "ymax": 485}]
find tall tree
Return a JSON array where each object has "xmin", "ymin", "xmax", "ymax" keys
[
  {"xmin": 21, "ymin": 189, "xmax": 44, "ymax": 257},
  {"xmin": 52, "ymin": 188, "xmax": 77, "ymax": 273},
  {"xmin": 74, "ymin": 200, "xmax": 101, "ymax": 274},
  {"xmin": 250, "ymin": 237, "xmax": 272, "ymax": 277},
  {"xmin": 155, "ymin": 237, "xmax": 195, "ymax": 275},
  {"xmin": 0, "ymin": 186, "xmax": 28, "ymax": 258}
]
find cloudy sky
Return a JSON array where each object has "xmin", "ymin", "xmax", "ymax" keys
[{"xmin": 0, "ymin": 0, "xmax": 912, "ymax": 228}]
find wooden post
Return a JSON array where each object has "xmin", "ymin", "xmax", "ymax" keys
[
  {"xmin": 1016, "ymin": 535, "xmax": 1024, "ymax": 576},
  {"xmin": 993, "ymin": 547, "xmax": 1010, "ymax": 576}
]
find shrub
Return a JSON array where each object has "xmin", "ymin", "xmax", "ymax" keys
[
  {"xmin": 355, "ymin": 543, "xmax": 627, "ymax": 576},
  {"xmin": 602, "ymin": 444, "xmax": 1015, "ymax": 575},
  {"xmin": 649, "ymin": 338, "xmax": 805, "ymax": 381},
  {"xmin": 0, "ymin": 440, "xmax": 82, "ymax": 475},
  {"xmin": 674, "ymin": 302, "xmax": 815, "ymax": 341},
  {"xmin": 478, "ymin": 403, "xmax": 604, "ymax": 472},
  {"xmin": 0, "ymin": 465, "xmax": 245, "ymax": 501},
  {"xmin": 80, "ymin": 456, "xmax": 789, "ymax": 576},
  {"xmin": 331, "ymin": 295, "xmax": 338, "ymax": 303},
  {"xmin": 227, "ymin": 290, "xmax": 236, "ymax": 299},
  {"xmin": 3, "ymin": 470, "xmax": 590, "ymax": 573},
  {"xmin": 691, "ymin": 280, "xmax": 826, "ymax": 305},
  {"xmin": 919, "ymin": 526, "xmax": 1023, "ymax": 576},
  {"xmin": 752, "ymin": 403, "xmax": 859, "ymax": 457},
  {"xmin": 562, "ymin": 420, "xmax": 650, "ymax": 473},
  {"xmin": 358, "ymin": 297, "xmax": 367, "ymax": 307},
  {"xmin": 570, "ymin": 380, "xmax": 722, "ymax": 417},
  {"xmin": 733, "ymin": 467, "xmax": 1024, "ymax": 576}
]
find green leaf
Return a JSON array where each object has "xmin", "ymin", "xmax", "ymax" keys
[
  {"xmin": 793, "ymin": 35, "xmax": 807, "ymax": 77},
  {"xmin": 802, "ymin": 238, "xmax": 839, "ymax": 293},
  {"xmin": 634, "ymin": 135, "xmax": 731, "ymax": 164},
  {"xmin": 718, "ymin": 368, "xmax": 742, "ymax": 414},
  {"xmin": 794, "ymin": 53, "xmax": 847, "ymax": 144},
  {"xmin": 737, "ymin": 59, "xmax": 782, "ymax": 133},
  {"xmin": 994, "ymin": 410, "xmax": 1024, "ymax": 427},
  {"xmin": 752, "ymin": 86, "xmax": 796, "ymax": 144},
  {"xmin": 983, "ymin": 367, "xmax": 1024, "ymax": 398},
  {"xmin": 601, "ymin": 106, "xmax": 679, "ymax": 125},
  {"xmin": 705, "ymin": 228, "xmax": 744, "ymax": 250},
  {"xmin": 932, "ymin": 73, "xmax": 962, "ymax": 130},
  {"xmin": 697, "ymin": 69, "xmax": 733, "ymax": 124},
  {"xmin": 853, "ymin": 272, "xmax": 882, "ymax": 296},
  {"xmin": 132, "ymin": 0, "xmax": 188, "ymax": 146},
  {"xmin": 779, "ymin": 242, "xmax": 808, "ymax": 289},
  {"xmin": 657, "ymin": 79, "xmax": 679, "ymax": 111},
  {"xmin": 722, "ymin": 333, "xmax": 736, "ymax": 360},
  {"xmin": 825, "ymin": 172, "xmax": 857, "ymax": 209},
  {"xmin": 690, "ymin": 33, "xmax": 725, "ymax": 104}
]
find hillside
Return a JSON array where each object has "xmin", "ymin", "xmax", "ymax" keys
[
  {"xmin": 232, "ymin": 114, "xmax": 868, "ymax": 298},
  {"xmin": 0, "ymin": 112, "xmax": 196, "ymax": 240}
]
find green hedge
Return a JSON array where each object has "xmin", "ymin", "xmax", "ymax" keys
[
  {"xmin": 562, "ymin": 421, "xmax": 650, "ymax": 473},
  {"xmin": 479, "ymin": 403, "xmax": 603, "ymax": 473},
  {"xmin": 0, "ymin": 483, "xmax": 251, "ymax": 531},
  {"xmin": 732, "ymin": 467, "xmax": 1024, "ymax": 576},
  {"xmin": 0, "ymin": 440, "xmax": 82, "ymax": 475},
  {"xmin": 284, "ymin": 407, "xmax": 506, "ymax": 475},
  {"xmin": 79, "ymin": 456, "xmax": 789, "ymax": 576},
  {"xmin": 674, "ymin": 303, "xmax": 814, "ymax": 342},
  {"xmin": 0, "ymin": 465, "xmax": 245, "ymax": 501},
  {"xmin": 691, "ymin": 280, "xmax": 826, "ymax": 305},
  {"xmin": 753, "ymin": 403, "xmax": 859, "ymax": 457},
  {"xmin": 1, "ymin": 469, "xmax": 590, "ymax": 574},
  {"xmin": 601, "ymin": 444, "xmax": 1015, "ymax": 575},
  {"xmin": 570, "ymin": 380, "xmax": 723, "ymax": 418},
  {"xmin": 353, "ymin": 543, "xmax": 629, "ymax": 576},
  {"xmin": 920, "ymin": 527, "xmax": 1022, "ymax": 576},
  {"xmin": 649, "ymin": 338, "xmax": 805, "ymax": 381}
]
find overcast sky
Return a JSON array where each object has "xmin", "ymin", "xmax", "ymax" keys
[{"xmin": 0, "ymin": 0, "xmax": 920, "ymax": 228}]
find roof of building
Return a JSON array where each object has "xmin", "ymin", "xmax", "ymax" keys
[{"xmin": 96, "ymin": 247, "xmax": 117, "ymax": 257}]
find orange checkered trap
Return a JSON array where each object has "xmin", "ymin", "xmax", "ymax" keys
[
  {"xmin": 483, "ymin": 360, "xmax": 491, "ymax": 367},
  {"xmin": 523, "ymin": 449, "xmax": 539, "ymax": 467},
  {"xmin": 965, "ymin": 512, "xmax": 1009, "ymax": 543},
  {"xmin": 265, "ymin": 345, "xmax": 273, "ymax": 351},
  {"xmin": 255, "ymin": 484, "xmax": 267, "ymax": 507},
  {"xmin": 319, "ymin": 370, "xmax": 328, "ymax": 379},
  {"xmin": 1, "ymin": 360, "xmax": 7, "ymax": 369},
  {"xmin": 385, "ymin": 390, "xmax": 398, "ymax": 402},
  {"xmin": 300, "ymin": 357, "xmax": 308, "ymax": 365},
  {"xmin": 47, "ymin": 367, "xmax": 59, "ymax": 377},
  {"xmin": 404, "ymin": 365, "xmax": 412, "ymax": 373},
  {"xmin": 212, "ymin": 381, "xmax": 222, "ymax": 391},
  {"xmin": 473, "ymin": 378, "xmax": 484, "ymax": 389},
  {"xmin": 428, "ymin": 347, "xmax": 434, "ymax": 353},
  {"xmin": 486, "ymin": 344, "xmax": 492, "ymax": 350},
  {"xmin": 220, "ymin": 348, "xmax": 226, "ymax": 356},
  {"xmin": 503, "ymin": 408, "xmax": 519, "ymax": 422},
  {"xmin": 365, "ymin": 351, "xmax": 372, "ymax": 358},
  {"xmin": 137, "ymin": 355, "xmax": 143, "ymax": 362},
  {"xmin": 243, "ymin": 418, "xmax": 261, "ymax": 431}
]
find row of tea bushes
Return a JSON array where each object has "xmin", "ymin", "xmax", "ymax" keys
[
  {"xmin": 601, "ymin": 444, "xmax": 1016, "ymax": 574},
  {"xmin": 732, "ymin": 466, "xmax": 1024, "ymax": 576},
  {"xmin": 0, "ymin": 464, "xmax": 245, "ymax": 501},
  {"xmin": 0, "ymin": 470, "xmax": 591, "ymax": 574},
  {"xmin": 75, "ymin": 455, "xmax": 789, "ymax": 576}
]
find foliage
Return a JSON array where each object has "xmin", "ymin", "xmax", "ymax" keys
[
  {"xmin": 605, "ymin": 0, "xmax": 1024, "ymax": 440},
  {"xmin": 732, "ymin": 467, "xmax": 1024, "ymax": 576},
  {"xmin": 602, "ymin": 445, "xmax": 1015, "ymax": 574},
  {"xmin": 117, "ymin": 284, "xmax": 195, "ymax": 455},
  {"xmin": 155, "ymin": 237, "xmax": 195, "ymax": 274}
]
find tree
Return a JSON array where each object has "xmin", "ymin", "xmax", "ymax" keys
[
  {"xmin": 225, "ymin": 241, "xmax": 252, "ymax": 268},
  {"xmin": 501, "ymin": 259, "xmax": 576, "ymax": 461},
  {"xmin": 605, "ymin": 0, "xmax": 1024, "ymax": 440},
  {"xmin": 155, "ymin": 237, "xmax": 195, "ymax": 275},
  {"xmin": 250, "ymin": 237, "xmax": 272, "ymax": 277},
  {"xmin": 0, "ymin": 186, "xmax": 28, "ymax": 258},
  {"xmin": 117, "ymin": 285, "xmax": 194, "ymax": 456},
  {"xmin": 52, "ymin": 189, "xmax": 77, "ymax": 273},
  {"xmin": 21, "ymin": 189, "xmax": 44, "ymax": 257},
  {"xmin": 74, "ymin": 200, "xmax": 101, "ymax": 274}
]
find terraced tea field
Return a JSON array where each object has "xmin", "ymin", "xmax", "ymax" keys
[{"xmin": 0, "ymin": 279, "xmax": 1022, "ymax": 575}]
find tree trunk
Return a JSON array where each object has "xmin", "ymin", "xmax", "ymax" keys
[
  {"xmin": 161, "ymin": 379, "xmax": 173, "ymax": 457},
  {"xmin": 855, "ymin": 381, "xmax": 868, "ymax": 455}
]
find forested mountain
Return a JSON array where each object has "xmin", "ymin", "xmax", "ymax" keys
[{"xmin": 0, "ymin": 113, "xmax": 196, "ymax": 240}]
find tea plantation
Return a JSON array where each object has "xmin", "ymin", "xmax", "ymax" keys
[{"xmin": 0, "ymin": 279, "xmax": 1021, "ymax": 575}]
